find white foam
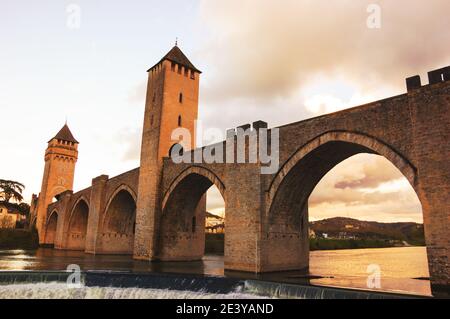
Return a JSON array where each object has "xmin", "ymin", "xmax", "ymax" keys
[{"xmin": 0, "ymin": 283, "xmax": 270, "ymax": 299}]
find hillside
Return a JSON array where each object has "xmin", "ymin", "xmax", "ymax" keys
[{"xmin": 310, "ymin": 217, "xmax": 425, "ymax": 246}]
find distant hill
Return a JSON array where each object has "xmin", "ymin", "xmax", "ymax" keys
[{"xmin": 310, "ymin": 217, "xmax": 425, "ymax": 246}]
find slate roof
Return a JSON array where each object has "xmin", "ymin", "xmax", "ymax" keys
[
  {"xmin": 147, "ymin": 45, "xmax": 201, "ymax": 73},
  {"xmin": 48, "ymin": 124, "xmax": 79, "ymax": 143}
]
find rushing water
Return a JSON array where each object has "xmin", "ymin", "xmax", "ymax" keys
[
  {"xmin": 0, "ymin": 247, "xmax": 431, "ymax": 297},
  {"xmin": 0, "ymin": 283, "xmax": 267, "ymax": 299}
]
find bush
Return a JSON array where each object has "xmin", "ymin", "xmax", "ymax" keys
[
  {"xmin": 0, "ymin": 228, "xmax": 39, "ymax": 249},
  {"xmin": 310, "ymin": 238, "xmax": 392, "ymax": 251}
]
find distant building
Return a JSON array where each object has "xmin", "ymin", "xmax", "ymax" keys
[
  {"xmin": 0, "ymin": 203, "xmax": 25, "ymax": 229},
  {"xmin": 338, "ymin": 231, "xmax": 357, "ymax": 240},
  {"xmin": 205, "ymin": 212, "xmax": 224, "ymax": 234}
]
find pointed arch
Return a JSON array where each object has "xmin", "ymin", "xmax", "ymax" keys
[
  {"xmin": 44, "ymin": 210, "xmax": 58, "ymax": 245},
  {"xmin": 66, "ymin": 197, "xmax": 89, "ymax": 251},
  {"xmin": 268, "ymin": 130, "xmax": 417, "ymax": 208},
  {"xmin": 162, "ymin": 166, "xmax": 225, "ymax": 210},
  {"xmin": 98, "ymin": 184, "xmax": 137, "ymax": 254}
]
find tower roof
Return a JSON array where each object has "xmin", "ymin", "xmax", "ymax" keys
[
  {"xmin": 48, "ymin": 124, "xmax": 79, "ymax": 144},
  {"xmin": 147, "ymin": 45, "xmax": 202, "ymax": 73}
]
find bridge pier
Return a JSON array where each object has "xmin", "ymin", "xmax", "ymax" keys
[
  {"xmin": 85, "ymin": 175, "xmax": 108, "ymax": 254},
  {"xmin": 258, "ymin": 204, "xmax": 309, "ymax": 272},
  {"xmin": 156, "ymin": 194, "xmax": 206, "ymax": 261},
  {"xmin": 409, "ymin": 84, "xmax": 450, "ymax": 289},
  {"xmin": 53, "ymin": 190, "xmax": 73, "ymax": 250},
  {"xmin": 223, "ymin": 164, "xmax": 263, "ymax": 272}
]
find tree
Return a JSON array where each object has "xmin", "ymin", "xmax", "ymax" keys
[
  {"xmin": 17, "ymin": 202, "xmax": 30, "ymax": 217},
  {"xmin": 0, "ymin": 179, "xmax": 25, "ymax": 203}
]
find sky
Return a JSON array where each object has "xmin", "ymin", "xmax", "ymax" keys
[{"xmin": 1, "ymin": 0, "xmax": 449, "ymax": 223}]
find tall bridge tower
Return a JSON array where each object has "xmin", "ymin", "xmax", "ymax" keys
[
  {"xmin": 134, "ymin": 45, "xmax": 202, "ymax": 259},
  {"xmin": 34, "ymin": 124, "xmax": 78, "ymax": 243}
]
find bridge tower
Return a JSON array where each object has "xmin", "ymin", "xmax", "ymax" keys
[
  {"xmin": 34, "ymin": 124, "xmax": 79, "ymax": 244},
  {"xmin": 134, "ymin": 44, "xmax": 202, "ymax": 259}
]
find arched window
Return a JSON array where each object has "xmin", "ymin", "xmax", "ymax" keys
[
  {"xmin": 179, "ymin": 93, "xmax": 183, "ymax": 103},
  {"xmin": 178, "ymin": 115, "xmax": 182, "ymax": 127}
]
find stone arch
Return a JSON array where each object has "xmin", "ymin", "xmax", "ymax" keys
[
  {"xmin": 103, "ymin": 184, "xmax": 137, "ymax": 225},
  {"xmin": 44, "ymin": 210, "xmax": 58, "ymax": 245},
  {"xmin": 263, "ymin": 130, "xmax": 420, "ymax": 272},
  {"xmin": 162, "ymin": 166, "xmax": 225, "ymax": 210},
  {"xmin": 66, "ymin": 197, "xmax": 89, "ymax": 251},
  {"xmin": 98, "ymin": 185, "xmax": 137, "ymax": 254},
  {"xmin": 268, "ymin": 131, "xmax": 417, "ymax": 208},
  {"xmin": 157, "ymin": 166, "xmax": 226, "ymax": 261}
]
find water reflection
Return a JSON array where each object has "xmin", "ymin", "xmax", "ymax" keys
[{"xmin": 0, "ymin": 247, "xmax": 432, "ymax": 296}]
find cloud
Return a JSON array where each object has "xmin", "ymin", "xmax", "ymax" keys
[
  {"xmin": 115, "ymin": 127, "xmax": 142, "ymax": 162},
  {"xmin": 128, "ymin": 80, "xmax": 147, "ymax": 104},
  {"xmin": 309, "ymin": 154, "xmax": 422, "ymax": 222},
  {"xmin": 206, "ymin": 185, "xmax": 225, "ymax": 217},
  {"xmin": 198, "ymin": 0, "xmax": 450, "ymax": 105},
  {"xmin": 334, "ymin": 156, "xmax": 403, "ymax": 190}
]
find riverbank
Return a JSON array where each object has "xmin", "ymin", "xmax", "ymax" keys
[
  {"xmin": 309, "ymin": 238, "xmax": 422, "ymax": 250},
  {"xmin": 0, "ymin": 231, "xmax": 421, "ymax": 252}
]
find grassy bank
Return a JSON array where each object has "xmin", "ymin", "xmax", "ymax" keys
[
  {"xmin": 205, "ymin": 234, "xmax": 419, "ymax": 253},
  {"xmin": 310, "ymin": 238, "xmax": 409, "ymax": 251},
  {"xmin": 0, "ymin": 228, "xmax": 39, "ymax": 250}
]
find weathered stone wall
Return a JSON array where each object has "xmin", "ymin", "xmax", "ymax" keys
[
  {"xmin": 133, "ymin": 61, "xmax": 168, "ymax": 260},
  {"xmin": 134, "ymin": 57, "xmax": 201, "ymax": 261},
  {"xmin": 408, "ymin": 81, "xmax": 450, "ymax": 288}
]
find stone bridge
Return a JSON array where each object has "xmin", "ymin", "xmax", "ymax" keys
[
  {"xmin": 44, "ymin": 168, "xmax": 139, "ymax": 254},
  {"xmin": 40, "ymin": 72, "xmax": 449, "ymax": 291}
]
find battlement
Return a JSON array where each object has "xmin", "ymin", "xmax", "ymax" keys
[
  {"xmin": 406, "ymin": 66, "xmax": 450, "ymax": 91},
  {"xmin": 226, "ymin": 120, "xmax": 269, "ymax": 137}
]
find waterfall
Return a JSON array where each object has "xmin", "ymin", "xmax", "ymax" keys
[{"xmin": 0, "ymin": 283, "xmax": 269, "ymax": 299}]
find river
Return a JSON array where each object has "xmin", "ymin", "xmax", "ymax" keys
[
  {"xmin": 0, "ymin": 246, "xmax": 431, "ymax": 297},
  {"xmin": 309, "ymin": 247, "xmax": 431, "ymax": 296}
]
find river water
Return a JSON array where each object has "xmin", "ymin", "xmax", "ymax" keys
[
  {"xmin": 309, "ymin": 247, "xmax": 431, "ymax": 296},
  {"xmin": 0, "ymin": 246, "xmax": 431, "ymax": 297}
]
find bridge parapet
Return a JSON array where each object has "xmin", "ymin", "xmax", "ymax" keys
[{"xmin": 407, "ymin": 65, "xmax": 449, "ymax": 92}]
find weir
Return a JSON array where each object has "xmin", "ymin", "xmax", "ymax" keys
[{"xmin": 0, "ymin": 271, "xmax": 429, "ymax": 299}]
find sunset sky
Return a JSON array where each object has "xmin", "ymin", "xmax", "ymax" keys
[{"xmin": 1, "ymin": 1, "xmax": 449, "ymax": 223}]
